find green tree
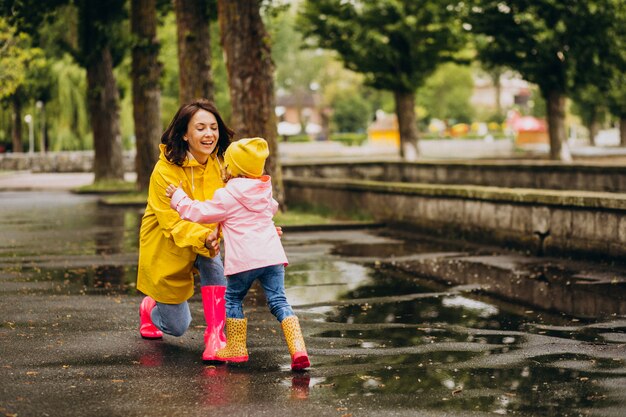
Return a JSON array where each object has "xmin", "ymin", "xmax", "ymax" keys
[
  {"xmin": 571, "ymin": 85, "xmax": 607, "ymax": 146},
  {"xmin": 468, "ymin": 0, "xmax": 625, "ymax": 160},
  {"xmin": 0, "ymin": 17, "xmax": 47, "ymax": 152},
  {"xmin": 418, "ymin": 63, "xmax": 474, "ymax": 124},
  {"xmin": 608, "ymin": 79, "xmax": 626, "ymax": 147},
  {"xmin": 332, "ymin": 93, "xmax": 372, "ymax": 133},
  {"xmin": 298, "ymin": 0, "xmax": 467, "ymax": 160},
  {"xmin": 606, "ymin": 2, "xmax": 626, "ymax": 146},
  {"xmin": 47, "ymin": 54, "xmax": 91, "ymax": 150},
  {"xmin": 2, "ymin": 0, "xmax": 128, "ymax": 181}
]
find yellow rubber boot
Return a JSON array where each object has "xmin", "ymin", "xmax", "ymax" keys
[
  {"xmin": 281, "ymin": 316, "xmax": 310, "ymax": 371},
  {"xmin": 216, "ymin": 318, "xmax": 249, "ymax": 362}
]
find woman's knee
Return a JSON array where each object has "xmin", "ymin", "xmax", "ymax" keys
[
  {"xmin": 163, "ymin": 316, "xmax": 191, "ymax": 337},
  {"xmin": 153, "ymin": 302, "xmax": 192, "ymax": 337}
]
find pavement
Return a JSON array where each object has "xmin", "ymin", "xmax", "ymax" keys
[{"xmin": 1, "ymin": 169, "xmax": 626, "ymax": 417}]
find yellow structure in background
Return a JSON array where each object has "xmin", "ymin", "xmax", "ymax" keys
[
  {"xmin": 512, "ymin": 116, "xmax": 549, "ymax": 145},
  {"xmin": 517, "ymin": 130, "xmax": 549, "ymax": 144},
  {"xmin": 367, "ymin": 113, "xmax": 400, "ymax": 146}
]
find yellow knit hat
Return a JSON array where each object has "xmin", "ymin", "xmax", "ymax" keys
[{"xmin": 224, "ymin": 137, "xmax": 269, "ymax": 178}]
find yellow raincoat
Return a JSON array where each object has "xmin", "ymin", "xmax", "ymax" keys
[{"xmin": 137, "ymin": 144, "xmax": 224, "ymax": 303}]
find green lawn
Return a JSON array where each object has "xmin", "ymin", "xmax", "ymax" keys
[{"xmin": 100, "ymin": 194, "xmax": 364, "ymax": 226}]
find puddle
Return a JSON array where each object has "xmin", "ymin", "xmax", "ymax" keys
[{"xmin": 2, "ymin": 191, "xmax": 625, "ymax": 416}]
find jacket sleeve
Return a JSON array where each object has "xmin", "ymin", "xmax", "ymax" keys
[
  {"xmin": 149, "ymin": 163, "xmax": 216, "ymax": 257},
  {"xmin": 270, "ymin": 198, "xmax": 280, "ymax": 216},
  {"xmin": 171, "ymin": 188, "xmax": 229, "ymax": 224}
]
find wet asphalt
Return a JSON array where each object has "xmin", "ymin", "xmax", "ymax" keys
[{"xmin": 1, "ymin": 189, "xmax": 626, "ymax": 417}]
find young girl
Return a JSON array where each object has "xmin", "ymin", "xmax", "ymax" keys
[{"xmin": 165, "ymin": 137, "xmax": 310, "ymax": 371}]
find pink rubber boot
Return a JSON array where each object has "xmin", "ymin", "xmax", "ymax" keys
[
  {"xmin": 139, "ymin": 296, "xmax": 163, "ymax": 339},
  {"xmin": 201, "ymin": 286, "xmax": 227, "ymax": 361}
]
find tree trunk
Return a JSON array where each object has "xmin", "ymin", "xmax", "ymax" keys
[
  {"xmin": 545, "ymin": 90, "xmax": 571, "ymax": 161},
  {"xmin": 86, "ymin": 46, "xmax": 125, "ymax": 182},
  {"xmin": 621, "ymin": 117, "xmax": 626, "ymax": 147},
  {"xmin": 131, "ymin": 0, "xmax": 162, "ymax": 191},
  {"xmin": 174, "ymin": 0, "xmax": 214, "ymax": 104},
  {"xmin": 588, "ymin": 119, "xmax": 599, "ymax": 147},
  {"xmin": 493, "ymin": 73, "xmax": 502, "ymax": 116},
  {"xmin": 394, "ymin": 90, "xmax": 419, "ymax": 161},
  {"xmin": 11, "ymin": 95, "xmax": 23, "ymax": 153},
  {"xmin": 39, "ymin": 102, "xmax": 46, "ymax": 153},
  {"xmin": 217, "ymin": 0, "xmax": 284, "ymax": 206}
]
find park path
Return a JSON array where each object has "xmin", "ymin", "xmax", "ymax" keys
[{"xmin": 1, "ymin": 190, "xmax": 625, "ymax": 416}]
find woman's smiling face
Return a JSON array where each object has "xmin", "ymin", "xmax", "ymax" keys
[{"xmin": 185, "ymin": 109, "xmax": 219, "ymax": 164}]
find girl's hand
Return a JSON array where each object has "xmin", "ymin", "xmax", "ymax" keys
[
  {"xmin": 276, "ymin": 226, "xmax": 283, "ymax": 238},
  {"xmin": 165, "ymin": 181, "xmax": 183, "ymax": 198},
  {"xmin": 205, "ymin": 225, "xmax": 221, "ymax": 254}
]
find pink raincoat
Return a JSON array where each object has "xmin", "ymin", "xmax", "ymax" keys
[{"xmin": 170, "ymin": 175, "xmax": 288, "ymax": 276}]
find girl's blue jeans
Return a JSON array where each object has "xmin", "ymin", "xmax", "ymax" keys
[
  {"xmin": 225, "ymin": 264, "xmax": 294, "ymax": 323},
  {"xmin": 151, "ymin": 255, "xmax": 226, "ymax": 337}
]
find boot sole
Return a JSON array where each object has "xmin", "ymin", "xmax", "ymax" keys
[
  {"xmin": 140, "ymin": 334, "xmax": 163, "ymax": 340},
  {"xmin": 220, "ymin": 356, "xmax": 249, "ymax": 363},
  {"xmin": 203, "ymin": 357, "xmax": 226, "ymax": 363},
  {"xmin": 291, "ymin": 354, "xmax": 310, "ymax": 371}
]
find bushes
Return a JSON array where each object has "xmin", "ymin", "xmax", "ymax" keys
[
  {"xmin": 330, "ymin": 132, "xmax": 367, "ymax": 146},
  {"xmin": 282, "ymin": 134, "xmax": 311, "ymax": 143}
]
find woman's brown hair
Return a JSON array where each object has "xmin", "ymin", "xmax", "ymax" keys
[{"xmin": 161, "ymin": 99, "xmax": 235, "ymax": 166}]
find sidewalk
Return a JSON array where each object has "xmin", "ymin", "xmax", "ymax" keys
[{"xmin": 0, "ymin": 171, "xmax": 136, "ymax": 191}]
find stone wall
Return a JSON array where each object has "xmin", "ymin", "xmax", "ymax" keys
[
  {"xmin": 0, "ymin": 151, "xmax": 136, "ymax": 173},
  {"xmin": 284, "ymin": 177, "xmax": 626, "ymax": 259},
  {"xmin": 283, "ymin": 161, "xmax": 626, "ymax": 192}
]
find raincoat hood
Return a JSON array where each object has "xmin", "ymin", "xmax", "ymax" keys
[
  {"xmin": 158, "ymin": 143, "xmax": 212, "ymax": 168},
  {"xmin": 224, "ymin": 175, "xmax": 273, "ymax": 213}
]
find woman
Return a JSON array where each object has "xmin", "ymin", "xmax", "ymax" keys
[{"xmin": 137, "ymin": 99, "xmax": 234, "ymax": 362}]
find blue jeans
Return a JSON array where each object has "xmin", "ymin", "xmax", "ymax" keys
[
  {"xmin": 226, "ymin": 264, "xmax": 294, "ymax": 323},
  {"xmin": 151, "ymin": 255, "xmax": 225, "ymax": 337}
]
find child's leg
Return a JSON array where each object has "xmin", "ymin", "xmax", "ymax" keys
[
  {"xmin": 257, "ymin": 264, "xmax": 294, "ymax": 322},
  {"xmin": 224, "ymin": 269, "xmax": 257, "ymax": 319},
  {"xmin": 151, "ymin": 301, "xmax": 192, "ymax": 337},
  {"xmin": 217, "ymin": 270, "xmax": 258, "ymax": 363},
  {"xmin": 258, "ymin": 265, "xmax": 310, "ymax": 371}
]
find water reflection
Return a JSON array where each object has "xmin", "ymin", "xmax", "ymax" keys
[
  {"xmin": 291, "ymin": 254, "xmax": 625, "ymax": 416},
  {"xmin": 0, "ymin": 191, "xmax": 140, "ymax": 295}
]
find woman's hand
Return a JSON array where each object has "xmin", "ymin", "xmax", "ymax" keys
[
  {"xmin": 205, "ymin": 226, "xmax": 221, "ymax": 254},
  {"xmin": 276, "ymin": 226, "xmax": 283, "ymax": 238}
]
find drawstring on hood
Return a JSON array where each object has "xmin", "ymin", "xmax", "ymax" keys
[
  {"xmin": 185, "ymin": 150, "xmax": 223, "ymax": 193},
  {"xmin": 186, "ymin": 151, "xmax": 196, "ymax": 192}
]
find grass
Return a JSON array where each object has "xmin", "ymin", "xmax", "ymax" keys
[
  {"xmin": 274, "ymin": 208, "xmax": 338, "ymax": 226},
  {"xmin": 74, "ymin": 180, "xmax": 138, "ymax": 194},
  {"xmin": 275, "ymin": 204, "xmax": 373, "ymax": 226},
  {"xmin": 100, "ymin": 195, "xmax": 371, "ymax": 227},
  {"xmin": 100, "ymin": 191, "xmax": 148, "ymax": 206}
]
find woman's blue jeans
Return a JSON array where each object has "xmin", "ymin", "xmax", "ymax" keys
[
  {"xmin": 151, "ymin": 255, "xmax": 226, "ymax": 337},
  {"xmin": 226, "ymin": 264, "xmax": 294, "ymax": 323}
]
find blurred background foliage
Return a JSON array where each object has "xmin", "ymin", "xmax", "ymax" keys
[{"xmin": 1, "ymin": 0, "xmax": 624, "ymax": 152}]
